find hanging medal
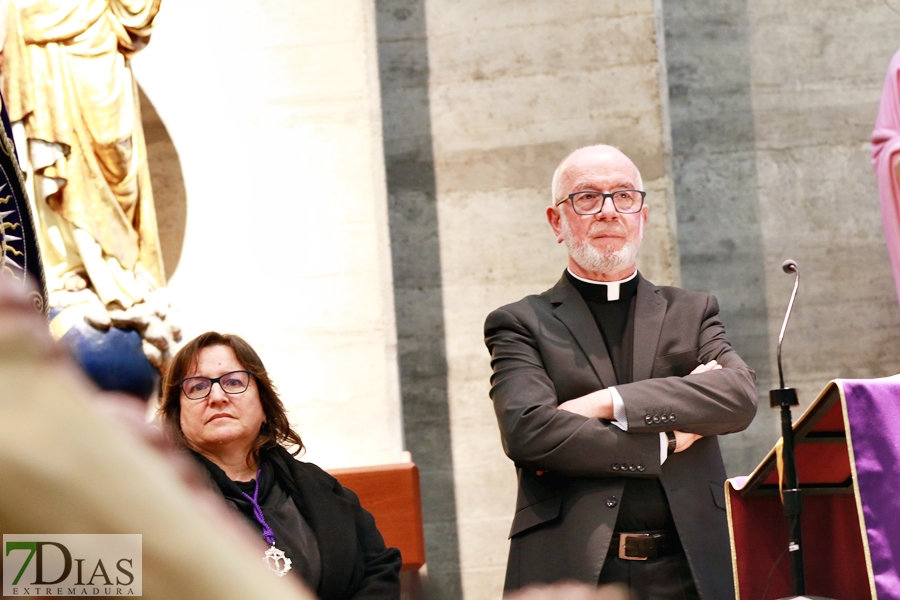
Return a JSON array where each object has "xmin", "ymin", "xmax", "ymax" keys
[
  {"xmin": 263, "ymin": 545, "xmax": 292, "ymax": 577},
  {"xmin": 242, "ymin": 468, "xmax": 293, "ymax": 577}
]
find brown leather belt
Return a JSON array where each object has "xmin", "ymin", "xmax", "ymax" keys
[{"xmin": 608, "ymin": 531, "xmax": 672, "ymax": 560}]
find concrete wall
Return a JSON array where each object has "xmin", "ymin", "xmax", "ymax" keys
[
  {"xmin": 133, "ymin": 0, "xmax": 404, "ymax": 470},
  {"xmin": 749, "ymin": 0, "xmax": 900, "ymax": 426},
  {"xmin": 417, "ymin": 2, "xmax": 678, "ymax": 597},
  {"xmin": 663, "ymin": 0, "xmax": 773, "ymax": 475},
  {"xmin": 375, "ymin": 0, "xmax": 463, "ymax": 595},
  {"xmin": 664, "ymin": 0, "xmax": 900, "ymax": 475}
]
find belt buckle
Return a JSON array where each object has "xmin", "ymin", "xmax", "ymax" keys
[{"xmin": 618, "ymin": 533, "xmax": 650, "ymax": 561}]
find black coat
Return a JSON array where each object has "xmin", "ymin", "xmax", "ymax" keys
[{"xmin": 196, "ymin": 447, "xmax": 402, "ymax": 600}]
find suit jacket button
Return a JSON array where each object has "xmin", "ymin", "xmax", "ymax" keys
[
  {"xmin": 652, "ymin": 415, "xmax": 661, "ymax": 424},
  {"xmin": 628, "ymin": 464, "xmax": 636, "ymax": 471},
  {"xmin": 606, "ymin": 496, "xmax": 618, "ymax": 508},
  {"xmin": 612, "ymin": 463, "xmax": 620, "ymax": 471},
  {"xmin": 637, "ymin": 464, "xmax": 645, "ymax": 472},
  {"xmin": 644, "ymin": 415, "xmax": 653, "ymax": 424},
  {"xmin": 670, "ymin": 413, "xmax": 677, "ymax": 423},
  {"xmin": 661, "ymin": 414, "xmax": 669, "ymax": 423}
]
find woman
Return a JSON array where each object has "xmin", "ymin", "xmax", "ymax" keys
[{"xmin": 158, "ymin": 332, "xmax": 401, "ymax": 599}]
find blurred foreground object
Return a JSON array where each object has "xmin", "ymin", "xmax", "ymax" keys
[
  {"xmin": 0, "ymin": 0, "xmax": 180, "ymax": 378},
  {"xmin": 0, "ymin": 277, "xmax": 316, "ymax": 600},
  {"xmin": 505, "ymin": 582, "xmax": 632, "ymax": 600}
]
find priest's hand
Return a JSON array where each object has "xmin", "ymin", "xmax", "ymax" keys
[
  {"xmin": 673, "ymin": 430, "xmax": 702, "ymax": 453},
  {"xmin": 690, "ymin": 360, "xmax": 722, "ymax": 374}
]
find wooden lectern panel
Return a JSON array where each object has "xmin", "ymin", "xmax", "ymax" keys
[
  {"xmin": 760, "ymin": 443, "xmax": 852, "ymax": 487},
  {"xmin": 329, "ymin": 463, "xmax": 426, "ymax": 571},
  {"xmin": 728, "ymin": 484, "xmax": 869, "ymax": 598},
  {"xmin": 746, "ymin": 383, "xmax": 853, "ymax": 495}
]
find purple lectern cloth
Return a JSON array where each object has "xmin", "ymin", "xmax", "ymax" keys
[
  {"xmin": 842, "ymin": 377, "xmax": 900, "ymax": 599},
  {"xmin": 872, "ymin": 48, "xmax": 900, "ymax": 307}
]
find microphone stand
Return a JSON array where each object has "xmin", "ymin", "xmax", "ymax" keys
[{"xmin": 771, "ymin": 260, "xmax": 832, "ymax": 600}]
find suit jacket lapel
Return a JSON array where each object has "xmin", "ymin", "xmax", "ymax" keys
[
  {"xmin": 632, "ymin": 274, "xmax": 666, "ymax": 382},
  {"xmin": 550, "ymin": 274, "xmax": 618, "ymax": 387}
]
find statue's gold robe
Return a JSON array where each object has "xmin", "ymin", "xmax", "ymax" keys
[{"xmin": 2, "ymin": 0, "xmax": 163, "ymax": 308}]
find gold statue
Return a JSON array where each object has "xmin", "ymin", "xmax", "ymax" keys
[{"xmin": 0, "ymin": 0, "xmax": 178, "ymax": 369}]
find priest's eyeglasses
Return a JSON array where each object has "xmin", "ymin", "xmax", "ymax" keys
[
  {"xmin": 556, "ymin": 190, "xmax": 646, "ymax": 215},
  {"xmin": 180, "ymin": 370, "xmax": 252, "ymax": 400}
]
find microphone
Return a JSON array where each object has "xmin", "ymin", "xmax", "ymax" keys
[
  {"xmin": 770, "ymin": 259, "xmax": 825, "ymax": 599},
  {"xmin": 776, "ymin": 260, "xmax": 800, "ymax": 390},
  {"xmin": 782, "ymin": 259, "xmax": 798, "ymax": 274}
]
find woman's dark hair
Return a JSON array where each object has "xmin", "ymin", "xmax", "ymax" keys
[{"xmin": 158, "ymin": 331, "xmax": 304, "ymax": 462}]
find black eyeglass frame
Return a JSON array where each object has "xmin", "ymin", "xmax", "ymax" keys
[
  {"xmin": 556, "ymin": 190, "xmax": 647, "ymax": 215},
  {"xmin": 179, "ymin": 370, "xmax": 253, "ymax": 401}
]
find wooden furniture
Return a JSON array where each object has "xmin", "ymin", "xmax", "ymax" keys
[{"xmin": 329, "ymin": 462, "xmax": 426, "ymax": 572}]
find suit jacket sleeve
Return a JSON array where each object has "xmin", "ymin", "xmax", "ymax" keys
[
  {"xmin": 616, "ymin": 294, "xmax": 758, "ymax": 437},
  {"xmin": 485, "ymin": 305, "xmax": 662, "ymax": 478}
]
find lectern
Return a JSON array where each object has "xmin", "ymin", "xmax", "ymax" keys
[{"xmin": 727, "ymin": 376, "xmax": 900, "ymax": 599}]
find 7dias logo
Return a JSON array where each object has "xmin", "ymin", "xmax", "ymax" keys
[{"xmin": 3, "ymin": 535, "xmax": 142, "ymax": 597}]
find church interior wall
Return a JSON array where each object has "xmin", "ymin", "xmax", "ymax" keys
[
  {"xmin": 375, "ymin": 0, "xmax": 463, "ymax": 597},
  {"xmin": 662, "ymin": 0, "xmax": 774, "ymax": 477},
  {"xmin": 131, "ymin": 0, "xmax": 404, "ymax": 470},
  {"xmin": 664, "ymin": 0, "xmax": 900, "ymax": 478},
  {"xmin": 748, "ymin": 0, "xmax": 900, "ymax": 418}
]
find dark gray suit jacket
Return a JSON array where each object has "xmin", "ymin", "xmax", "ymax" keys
[{"xmin": 484, "ymin": 272, "xmax": 757, "ymax": 599}]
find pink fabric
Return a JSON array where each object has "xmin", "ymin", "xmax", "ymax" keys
[{"xmin": 872, "ymin": 48, "xmax": 900, "ymax": 307}]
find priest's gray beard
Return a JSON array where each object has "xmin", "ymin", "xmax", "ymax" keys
[{"xmin": 559, "ymin": 213, "xmax": 640, "ymax": 276}]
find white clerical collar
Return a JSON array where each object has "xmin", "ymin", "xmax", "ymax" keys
[{"xmin": 566, "ymin": 268, "xmax": 637, "ymax": 301}]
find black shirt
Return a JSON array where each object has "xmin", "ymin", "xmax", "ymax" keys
[{"xmin": 565, "ymin": 270, "xmax": 676, "ymax": 534}]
